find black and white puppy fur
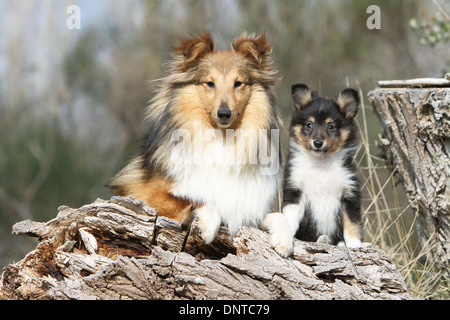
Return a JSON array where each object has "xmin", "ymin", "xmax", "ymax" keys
[{"xmin": 264, "ymin": 83, "xmax": 363, "ymax": 257}]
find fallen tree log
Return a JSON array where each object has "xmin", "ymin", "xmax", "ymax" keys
[
  {"xmin": 0, "ymin": 196, "xmax": 411, "ymax": 300},
  {"xmin": 368, "ymin": 80, "xmax": 450, "ymax": 274}
]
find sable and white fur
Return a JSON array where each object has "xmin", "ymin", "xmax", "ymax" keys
[
  {"xmin": 109, "ymin": 33, "xmax": 282, "ymax": 244},
  {"xmin": 264, "ymin": 84, "xmax": 363, "ymax": 257}
]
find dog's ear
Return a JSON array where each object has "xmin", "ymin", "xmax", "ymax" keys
[
  {"xmin": 232, "ymin": 32, "xmax": 272, "ymax": 67},
  {"xmin": 173, "ymin": 33, "xmax": 216, "ymax": 71},
  {"xmin": 292, "ymin": 84, "xmax": 313, "ymax": 110},
  {"xmin": 336, "ymin": 88, "xmax": 360, "ymax": 119}
]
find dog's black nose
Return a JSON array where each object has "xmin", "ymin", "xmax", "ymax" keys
[
  {"xmin": 217, "ymin": 108, "xmax": 232, "ymax": 120},
  {"xmin": 313, "ymin": 140, "xmax": 324, "ymax": 148}
]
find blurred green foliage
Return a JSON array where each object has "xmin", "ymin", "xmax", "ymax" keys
[{"xmin": 410, "ymin": 12, "xmax": 450, "ymax": 48}]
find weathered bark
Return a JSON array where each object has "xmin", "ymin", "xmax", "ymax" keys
[
  {"xmin": 368, "ymin": 78, "xmax": 449, "ymax": 273},
  {"xmin": 0, "ymin": 196, "xmax": 411, "ymax": 300},
  {"xmin": 377, "ymin": 76, "xmax": 450, "ymax": 88}
]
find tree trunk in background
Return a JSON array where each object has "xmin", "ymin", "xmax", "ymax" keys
[
  {"xmin": 368, "ymin": 78, "xmax": 450, "ymax": 274},
  {"xmin": 0, "ymin": 197, "xmax": 411, "ymax": 300}
]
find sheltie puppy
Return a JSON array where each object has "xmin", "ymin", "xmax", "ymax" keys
[
  {"xmin": 264, "ymin": 83, "xmax": 363, "ymax": 257},
  {"xmin": 108, "ymin": 32, "xmax": 282, "ymax": 244}
]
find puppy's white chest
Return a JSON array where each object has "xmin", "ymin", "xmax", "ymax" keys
[
  {"xmin": 301, "ymin": 163, "xmax": 346, "ymax": 200},
  {"xmin": 289, "ymin": 151, "xmax": 352, "ymax": 236},
  {"xmin": 290, "ymin": 150, "xmax": 350, "ymax": 200}
]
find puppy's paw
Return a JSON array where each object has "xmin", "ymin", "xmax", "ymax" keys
[
  {"xmin": 345, "ymin": 237, "xmax": 362, "ymax": 248},
  {"xmin": 194, "ymin": 206, "xmax": 221, "ymax": 245},
  {"xmin": 317, "ymin": 234, "xmax": 331, "ymax": 244}
]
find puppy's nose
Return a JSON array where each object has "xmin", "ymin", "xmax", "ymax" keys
[
  {"xmin": 217, "ymin": 108, "xmax": 232, "ymax": 120},
  {"xmin": 313, "ymin": 140, "xmax": 324, "ymax": 148}
]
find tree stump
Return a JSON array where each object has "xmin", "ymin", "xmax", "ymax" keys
[
  {"xmin": 0, "ymin": 196, "xmax": 411, "ymax": 300},
  {"xmin": 368, "ymin": 77, "xmax": 450, "ymax": 273}
]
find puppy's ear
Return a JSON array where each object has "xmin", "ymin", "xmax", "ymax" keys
[
  {"xmin": 291, "ymin": 84, "xmax": 313, "ymax": 110},
  {"xmin": 173, "ymin": 33, "xmax": 215, "ymax": 71},
  {"xmin": 336, "ymin": 88, "xmax": 360, "ymax": 119},
  {"xmin": 232, "ymin": 32, "xmax": 272, "ymax": 67}
]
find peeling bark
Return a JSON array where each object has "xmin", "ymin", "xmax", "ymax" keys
[
  {"xmin": 0, "ymin": 196, "xmax": 411, "ymax": 300},
  {"xmin": 368, "ymin": 81, "xmax": 449, "ymax": 273}
]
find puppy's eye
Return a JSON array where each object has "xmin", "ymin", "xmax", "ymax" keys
[
  {"xmin": 234, "ymin": 81, "xmax": 243, "ymax": 88},
  {"xmin": 206, "ymin": 81, "xmax": 215, "ymax": 88},
  {"xmin": 327, "ymin": 124, "xmax": 335, "ymax": 130},
  {"xmin": 306, "ymin": 122, "xmax": 313, "ymax": 129}
]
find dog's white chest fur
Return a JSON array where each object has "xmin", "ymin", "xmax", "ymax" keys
[
  {"xmin": 288, "ymin": 142, "xmax": 355, "ymax": 235},
  {"xmin": 169, "ymin": 132, "xmax": 279, "ymax": 234}
]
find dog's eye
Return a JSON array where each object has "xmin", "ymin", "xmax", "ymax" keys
[
  {"xmin": 234, "ymin": 81, "xmax": 243, "ymax": 88},
  {"xmin": 327, "ymin": 124, "xmax": 335, "ymax": 130},
  {"xmin": 306, "ymin": 122, "xmax": 313, "ymax": 129},
  {"xmin": 206, "ymin": 81, "xmax": 215, "ymax": 88}
]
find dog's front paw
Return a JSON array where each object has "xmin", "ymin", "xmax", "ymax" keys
[
  {"xmin": 273, "ymin": 241, "xmax": 293, "ymax": 258},
  {"xmin": 338, "ymin": 237, "xmax": 362, "ymax": 248},
  {"xmin": 317, "ymin": 234, "xmax": 331, "ymax": 244},
  {"xmin": 194, "ymin": 206, "xmax": 221, "ymax": 245},
  {"xmin": 264, "ymin": 212, "xmax": 294, "ymax": 258},
  {"xmin": 345, "ymin": 238, "xmax": 362, "ymax": 248}
]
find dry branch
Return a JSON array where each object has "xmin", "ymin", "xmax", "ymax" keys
[
  {"xmin": 0, "ymin": 196, "xmax": 411, "ymax": 300},
  {"xmin": 377, "ymin": 75, "xmax": 450, "ymax": 88}
]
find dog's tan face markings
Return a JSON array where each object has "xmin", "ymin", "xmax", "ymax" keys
[
  {"xmin": 293, "ymin": 124, "xmax": 310, "ymax": 151},
  {"xmin": 197, "ymin": 53, "xmax": 253, "ymax": 129},
  {"xmin": 327, "ymin": 128, "xmax": 350, "ymax": 154},
  {"xmin": 290, "ymin": 84, "xmax": 361, "ymax": 156},
  {"xmin": 293, "ymin": 115, "xmax": 351, "ymax": 155},
  {"xmin": 172, "ymin": 32, "xmax": 276, "ymax": 130}
]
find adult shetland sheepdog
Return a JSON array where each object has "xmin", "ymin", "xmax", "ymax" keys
[
  {"xmin": 109, "ymin": 32, "xmax": 282, "ymax": 244},
  {"xmin": 264, "ymin": 84, "xmax": 363, "ymax": 257}
]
